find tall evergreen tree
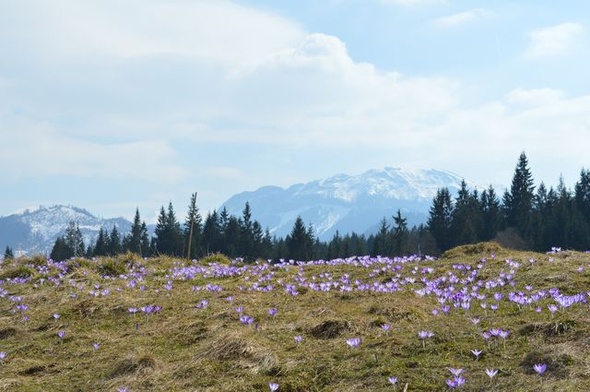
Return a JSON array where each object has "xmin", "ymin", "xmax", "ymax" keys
[
  {"xmin": 427, "ymin": 187, "xmax": 454, "ymax": 253},
  {"xmin": 108, "ymin": 225, "xmax": 122, "ymax": 255},
  {"xmin": 575, "ymin": 168, "xmax": 590, "ymax": 223},
  {"xmin": 286, "ymin": 216, "xmax": 314, "ymax": 261},
  {"xmin": 201, "ymin": 210, "xmax": 221, "ymax": 255},
  {"xmin": 480, "ymin": 185, "xmax": 502, "ymax": 241},
  {"xmin": 94, "ymin": 227, "xmax": 109, "ymax": 256},
  {"xmin": 127, "ymin": 208, "xmax": 148, "ymax": 256},
  {"xmin": 184, "ymin": 193, "xmax": 203, "ymax": 260},
  {"xmin": 239, "ymin": 202, "xmax": 256, "ymax": 260},
  {"xmin": 50, "ymin": 236, "xmax": 72, "ymax": 261},
  {"xmin": 153, "ymin": 203, "xmax": 183, "ymax": 256},
  {"xmin": 503, "ymin": 152, "xmax": 535, "ymax": 240},
  {"xmin": 65, "ymin": 221, "xmax": 85, "ymax": 258},
  {"xmin": 4, "ymin": 246, "xmax": 14, "ymax": 260},
  {"xmin": 450, "ymin": 181, "xmax": 482, "ymax": 247},
  {"xmin": 392, "ymin": 209, "xmax": 408, "ymax": 255},
  {"xmin": 372, "ymin": 218, "xmax": 390, "ymax": 256}
]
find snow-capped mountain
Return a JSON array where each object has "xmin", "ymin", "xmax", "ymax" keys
[
  {"xmin": 0, "ymin": 205, "xmax": 132, "ymax": 256},
  {"xmin": 220, "ymin": 167, "xmax": 469, "ymax": 240}
]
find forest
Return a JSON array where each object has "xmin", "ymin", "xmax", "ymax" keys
[{"xmin": 32, "ymin": 152, "xmax": 590, "ymax": 262}]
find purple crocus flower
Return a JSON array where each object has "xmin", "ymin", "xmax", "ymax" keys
[
  {"xmin": 240, "ymin": 315, "xmax": 254, "ymax": 325},
  {"xmin": 448, "ymin": 368, "xmax": 464, "ymax": 377},
  {"xmin": 269, "ymin": 382, "xmax": 279, "ymax": 391},
  {"xmin": 446, "ymin": 376, "xmax": 466, "ymax": 388},
  {"xmin": 57, "ymin": 330, "xmax": 66, "ymax": 340},
  {"xmin": 485, "ymin": 369, "xmax": 498, "ymax": 379},
  {"xmin": 388, "ymin": 376, "xmax": 398, "ymax": 385},
  {"xmin": 268, "ymin": 308, "xmax": 278, "ymax": 317},
  {"xmin": 471, "ymin": 349, "xmax": 482, "ymax": 359},
  {"xmin": 533, "ymin": 363, "xmax": 547, "ymax": 375},
  {"xmin": 294, "ymin": 335, "xmax": 304, "ymax": 343},
  {"xmin": 0, "ymin": 352, "xmax": 6, "ymax": 360},
  {"xmin": 346, "ymin": 337, "xmax": 362, "ymax": 348}
]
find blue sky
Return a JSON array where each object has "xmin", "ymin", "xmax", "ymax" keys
[{"xmin": 1, "ymin": 0, "xmax": 589, "ymax": 223}]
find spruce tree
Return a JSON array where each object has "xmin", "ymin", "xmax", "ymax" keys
[
  {"xmin": 184, "ymin": 193, "xmax": 202, "ymax": 260},
  {"xmin": 392, "ymin": 209, "xmax": 408, "ymax": 255},
  {"xmin": 480, "ymin": 185, "xmax": 502, "ymax": 241},
  {"xmin": 372, "ymin": 218, "xmax": 390, "ymax": 256},
  {"xmin": 94, "ymin": 227, "xmax": 109, "ymax": 256},
  {"xmin": 450, "ymin": 181, "xmax": 481, "ymax": 247},
  {"xmin": 201, "ymin": 210, "xmax": 221, "ymax": 255},
  {"xmin": 127, "ymin": 208, "xmax": 146, "ymax": 255},
  {"xmin": 239, "ymin": 202, "xmax": 255, "ymax": 260},
  {"xmin": 286, "ymin": 216, "xmax": 313, "ymax": 261},
  {"xmin": 427, "ymin": 187, "xmax": 454, "ymax": 253},
  {"xmin": 153, "ymin": 203, "xmax": 183, "ymax": 256},
  {"xmin": 108, "ymin": 225, "xmax": 122, "ymax": 255},
  {"xmin": 50, "ymin": 237, "xmax": 72, "ymax": 261},
  {"xmin": 4, "ymin": 246, "xmax": 14, "ymax": 260},
  {"xmin": 65, "ymin": 221, "xmax": 85, "ymax": 258},
  {"xmin": 503, "ymin": 152, "xmax": 535, "ymax": 240}
]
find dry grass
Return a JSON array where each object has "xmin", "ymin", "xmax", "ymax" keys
[{"xmin": 1, "ymin": 244, "xmax": 590, "ymax": 391}]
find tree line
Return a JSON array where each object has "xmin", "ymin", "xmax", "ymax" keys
[
  {"xmin": 47, "ymin": 152, "xmax": 590, "ymax": 262},
  {"xmin": 427, "ymin": 152, "xmax": 590, "ymax": 253}
]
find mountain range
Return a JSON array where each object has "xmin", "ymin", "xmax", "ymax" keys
[
  {"xmin": 220, "ymin": 167, "xmax": 467, "ymax": 240},
  {"xmin": 1, "ymin": 167, "xmax": 468, "ymax": 256}
]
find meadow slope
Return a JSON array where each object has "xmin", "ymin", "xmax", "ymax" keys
[{"xmin": 1, "ymin": 243, "xmax": 590, "ymax": 391}]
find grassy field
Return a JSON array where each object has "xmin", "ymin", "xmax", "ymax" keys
[{"xmin": 1, "ymin": 243, "xmax": 590, "ymax": 391}]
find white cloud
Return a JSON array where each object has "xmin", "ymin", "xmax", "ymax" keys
[
  {"xmin": 0, "ymin": 118, "xmax": 188, "ymax": 183},
  {"xmin": 431, "ymin": 9, "xmax": 490, "ymax": 28},
  {"xmin": 523, "ymin": 22, "xmax": 584, "ymax": 59},
  {"xmin": 0, "ymin": 0, "xmax": 305, "ymax": 66}
]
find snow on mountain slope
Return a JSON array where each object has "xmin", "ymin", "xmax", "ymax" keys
[
  {"xmin": 0, "ymin": 205, "xmax": 132, "ymax": 256},
  {"xmin": 221, "ymin": 167, "xmax": 469, "ymax": 240}
]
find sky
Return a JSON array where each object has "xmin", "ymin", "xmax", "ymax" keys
[{"xmin": 1, "ymin": 0, "xmax": 589, "ymax": 223}]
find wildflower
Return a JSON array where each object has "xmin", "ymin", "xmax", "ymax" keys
[
  {"xmin": 0, "ymin": 352, "xmax": 6, "ymax": 360},
  {"xmin": 57, "ymin": 330, "xmax": 66, "ymax": 340},
  {"xmin": 268, "ymin": 308, "xmax": 278, "ymax": 317},
  {"xmin": 381, "ymin": 324, "xmax": 391, "ymax": 332},
  {"xmin": 485, "ymin": 369, "xmax": 498, "ymax": 379},
  {"xmin": 269, "ymin": 382, "xmax": 280, "ymax": 391},
  {"xmin": 195, "ymin": 299, "xmax": 208, "ymax": 309},
  {"xmin": 53, "ymin": 313, "xmax": 60, "ymax": 320},
  {"xmin": 128, "ymin": 307, "xmax": 138, "ymax": 314},
  {"xmin": 471, "ymin": 349, "xmax": 482, "ymax": 359},
  {"xmin": 92, "ymin": 342, "xmax": 101, "ymax": 350},
  {"xmin": 388, "ymin": 376, "xmax": 398, "ymax": 385},
  {"xmin": 448, "ymin": 368, "xmax": 464, "ymax": 377},
  {"xmin": 294, "ymin": 335, "xmax": 304, "ymax": 343},
  {"xmin": 240, "ymin": 315, "xmax": 254, "ymax": 325},
  {"xmin": 346, "ymin": 337, "xmax": 362, "ymax": 348},
  {"xmin": 533, "ymin": 363, "xmax": 547, "ymax": 375},
  {"xmin": 446, "ymin": 376, "xmax": 466, "ymax": 388},
  {"xmin": 235, "ymin": 306, "xmax": 244, "ymax": 314}
]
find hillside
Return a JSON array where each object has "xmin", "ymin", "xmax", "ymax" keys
[{"xmin": 1, "ymin": 244, "xmax": 589, "ymax": 391}]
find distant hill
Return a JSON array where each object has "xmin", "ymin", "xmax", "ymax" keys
[
  {"xmin": 0, "ymin": 205, "xmax": 132, "ymax": 256},
  {"xmin": 220, "ymin": 167, "xmax": 470, "ymax": 240}
]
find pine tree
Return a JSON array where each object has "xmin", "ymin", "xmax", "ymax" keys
[
  {"xmin": 480, "ymin": 185, "xmax": 502, "ymax": 241},
  {"xmin": 239, "ymin": 202, "xmax": 255, "ymax": 260},
  {"xmin": 127, "ymin": 208, "xmax": 147, "ymax": 255},
  {"xmin": 392, "ymin": 209, "xmax": 408, "ymax": 255},
  {"xmin": 184, "ymin": 193, "xmax": 202, "ymax": 260},
  {"xmin": 94, "ymin": 227, "xmax": 108, "ymax": 256},
  {"xmin": 427, "ymin": 187, "xmax": 454, "ymax": 253},
  {"xmin": 372, "ymin": 218, "xmax": 390, "ymax": 256},
  {"xmin": 4, "ymin": 246, "xmax": 14, "ymax": 260},
  {"xmin": 108, "ymin": 225, "xmax": 122, "ymax": 255},
  {"xmin": 450, "ymin": 181, "xmax": 481, "ymax": 247},
  {"xmin": 50, "ymin": 237, "xmax": 72, "ymax": 261},
  {"xmin": 286, "ymin": 216, "xmax": 313, "ymax": 261},
  {"xmin": 201, "ymin": 210, "xmax": 221, "ymax": 255},
  {"xmin": 65, "ymin": 221, "xmax": 85, "ymax": 258},
  {"xmin": 503, "ymin": 152, "xmax": 535, "ymax": 240}
]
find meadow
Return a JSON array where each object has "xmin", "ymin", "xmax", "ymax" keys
[{"xmin": 1, "ymin": 242, "xmax": 590, "ymax": 391}]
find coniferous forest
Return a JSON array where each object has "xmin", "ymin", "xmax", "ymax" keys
[{"xmin": 48, "ymin": 152, "xmax": 590, "ymax": 262}]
